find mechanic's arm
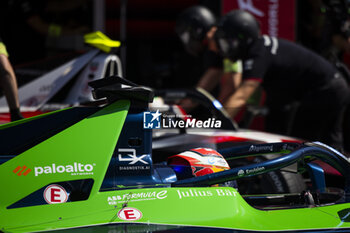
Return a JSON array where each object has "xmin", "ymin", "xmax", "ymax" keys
[
  {"xmin": 27, "ymin": 15, "xmax": 90, "ymax": 37},
  {"xmin": 231, "ymin": 71, "xmax": 242, "ymax": 89},
  {"xmin": 218, "ymin": 59, "xmax": 242, "ymax": 103},
  {"xmin": 180, "ymin": 68, "xmax": 222, "ymax": 110},
  {"xmin": 218, "ymin": 72, "xmax": 241, "ymax": 103},
  {"xmin": 224, "ymin": 79, "xmax": 260, "ymax": 118},
  {"xmin": 196, "ymin": 68, "xmax": 223, "ymax": 92},
  {"xmin": 197, "ymin": 26, "xmax": 223, "ymax": 92},
  {"xmin": 0, "ymin": 54, "xmax": 23, "ymax": 121},
  {"xmin": 333, "ymin": 34, "xmax": 350, "ymax": 53}
]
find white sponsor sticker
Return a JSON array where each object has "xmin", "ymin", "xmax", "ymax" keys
[
  {"xmin": 118, "ymin": 208, "xmax": 142, "ymax": 221},
  {"xmin": 34, "ymin": 163, "xmax": 95, "ymax": 176},
  {"xmin": 44, "ymin": 184, "xmax": 68, "ymax": 204}
]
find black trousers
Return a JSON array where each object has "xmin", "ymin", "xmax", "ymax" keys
[{"xmin": 265, "ymin": 75, "xmax": 349, "ymax": 151}]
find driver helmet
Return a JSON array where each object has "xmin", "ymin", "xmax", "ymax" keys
[
  {"xmin": 168, "ymin": 148, "xmax": 230, "ymax": 180},
  {"xmin": 215, "ymin": 10, "xmax": 260, "ymax": 61},
  {"xmin": 175, "ymin": 5, "xmax": 216, "ymax": 56}
]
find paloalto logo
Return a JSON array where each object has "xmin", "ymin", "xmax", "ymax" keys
[{"xmin": 34, "ymin": 163, "xmax": 95, "ymax": 176}]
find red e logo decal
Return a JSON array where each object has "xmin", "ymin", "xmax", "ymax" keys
[
  {"xmin": 44, "ymin": 184, "xmax": 68, "ymax": 204},
  {"xmin": 118, "ymin": 208, "xmax": 142, "ymax": 221}
]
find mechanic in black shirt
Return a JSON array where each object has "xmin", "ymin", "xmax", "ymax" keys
[
  {"xmin": 175, "ymin": 6, "xmax": 242, "ymax": 104},
  {"xmin": 0, "ymin": 36, "xmax": 23, "ymax": 121},
  {"xmin": 215, "ymin": 10, "xmax": 349, "ymax": 150}
]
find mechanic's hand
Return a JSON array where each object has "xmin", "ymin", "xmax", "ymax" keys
[
  {"xmin": 333, "ymin": 34, "xmax": 350, "ymax": 53},
  {"xmin": 179, "ymin": 98, "xmax": 198, "ymax": 112},
  {"xmin": 218, "ymin": 73, "xmax": 237, "ymax": 103}
]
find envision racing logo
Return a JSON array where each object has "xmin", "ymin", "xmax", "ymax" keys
[
  {"xmin": 13, "ymin": 165, "xmax": 32, "ymax": 176},
  {"xmin": 118, "ymin": 149, "xmax": 149, "ymax": 165},
  {"xmin": 237, "ymin": 169, "xmax": 245, "ymax": 177}
]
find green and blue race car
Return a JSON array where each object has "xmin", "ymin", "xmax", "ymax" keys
[{"xmin": 1, "ymin": 77, "xmax": 350, "ymax": 233}]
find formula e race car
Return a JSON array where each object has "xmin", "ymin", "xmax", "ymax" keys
[
  {"xmin": 0, "ymin": 31, "xmax": 122, "ymax": 123},
  {"xmin": 0, "ymin": 32, "xmax": 307, "ymax": 196},
  {"xmin": 151, "ymin": 87, "xmax": 306, "ymax": 195},
  {"xmin": 1, "ymin": 77, "xmax": 350, "ymax": 233}
]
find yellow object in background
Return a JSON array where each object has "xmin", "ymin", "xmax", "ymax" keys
[
  {"xmin": 0, "ymin": 42, "xmax": 9, "ymax": 57},
  {"xmin": 223, "ymin": 58, "xmax": 242, "ymax": 73},
  {"xmin": 84, "ymin": 31, "xmax": 121, "ymax": 53},
  {"xmin": 48, "ymin": 24, "xmax": 62, "ymax": 37}
]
